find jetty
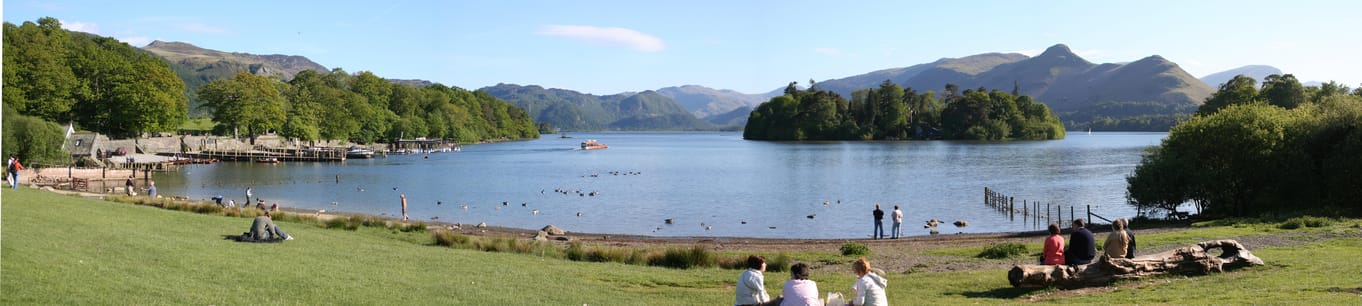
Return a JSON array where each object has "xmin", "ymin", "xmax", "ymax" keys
[{"xmin": 170, "ymin": 147, "xmax": 347, "ymax": 162}]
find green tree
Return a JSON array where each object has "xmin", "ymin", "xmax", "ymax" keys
[
  {"xmin": 1258, "ymin": 74, "xmax": 1305, "ymax": 109},
  {"xmin": 1197, "ymin": 75, "xmax": 1259, "ymax": 115},
  {"xmin": 1, "ymin": 107, "xmax": 68, "ymax": 165},
  {"xmin": 197, "ymin": 72, "xmax": 287, "ymax": 144},
  {"xmin": 2, "ymin": 18, "xmax": 80, "ymax": 122}
]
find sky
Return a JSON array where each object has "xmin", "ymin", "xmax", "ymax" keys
[{"xmin": 4, "ymin": 0, "xmax": 1360, "ymax": 95}]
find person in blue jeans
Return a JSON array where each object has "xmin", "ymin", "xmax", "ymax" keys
[{"xmin": 872, "ymin": 204, "xmax": 885, "ymax": 239}]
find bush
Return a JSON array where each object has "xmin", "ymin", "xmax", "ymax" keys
[
  {"xmin": 978, "ymin": 242, "xmax": 1028, "ymax": 259},
  {"xmin": 651, "ymin": 246, "xmax": 712, "ymax": 269},
  {"xmin": 766, "ymin": 253, "xmax": 791, "ymax": 273},
  {"xmin": 1280, "ymin": 216, "xmax": 1333, "ymax": 229},
  {"xmin": 841, "ymin": 241, "xmax": 870, "ymax": 256}
]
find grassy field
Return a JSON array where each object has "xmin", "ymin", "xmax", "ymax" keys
[{"xmin": 3, "ymin": 188, "xmax": 1361, "ymax": 304}]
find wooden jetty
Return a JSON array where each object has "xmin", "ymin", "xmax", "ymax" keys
[{"xmin": 171, "ymin": 147, "xmax": 346, "ymax": 162}]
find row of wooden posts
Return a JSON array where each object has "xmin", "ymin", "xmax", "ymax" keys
[{"xmin": 984, "ymin": 187, "xmax": 1107, "ymax": 228}]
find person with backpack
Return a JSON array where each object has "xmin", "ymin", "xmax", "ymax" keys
[{"xmin": 7, "ymin": 155, "xmax": 23, "ymax": 189}]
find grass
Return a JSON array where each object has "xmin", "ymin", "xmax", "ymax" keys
[
  {"xmin": 977, "ymin": 242, "xmax": 1028, "ymax": 259},
  {"xmin": 179, "ymin": 117, "xmax": 215, "ymax": 131},
  {"xmin": 4, "ymin": 188, "xmax": 1362, "ymax": 304}
]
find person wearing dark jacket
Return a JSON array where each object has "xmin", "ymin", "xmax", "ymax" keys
[
  {"xmin": 1122, "ymin": 218, "xmax": 1137, "ymax": 259},
  {"xmin": 1064, "ymin": 219, "xmax": 1096, "ymax": 265},
  {"xmin": 872, "ymin": 204, "xmax": 885, "ymax": 239}
]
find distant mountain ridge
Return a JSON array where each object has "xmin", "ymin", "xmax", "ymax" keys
[
  {"xmin": 653, "ymin": 85, "xmax": 767, "ymax": 118},
  {"xmin": 142, "ymin": 40, "xmax": 329, "ymax": 115},
  {"xmin": 480, "ymin": 84, "xmax": 714, "ymax": 131},
  {"xmin": 798, "ymin": 44, "xmax": 1213, "ymax": 114},
  {"xmin": 1200, "ymin": 65, "xmax": 1282, "ymax": 88}
]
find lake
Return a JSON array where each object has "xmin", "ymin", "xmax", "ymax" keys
[{"xmin": 153, "ymin": 132, "xmax": 1167, "ymax": 239}]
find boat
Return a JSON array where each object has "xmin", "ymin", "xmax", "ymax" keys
[
  {"xmin": 560, "ymin": 132, "xmax": 572, "ymax": 139},
  {"xmin": 255, "ymin": 157, "xmax": 280, "ymax": 164},
  {"xmin": 580, "ymin": 140, "xmax": 608, "ymax": 150},
  {"xmin": 346, "ymin": 146, "xmax": 375, "ymax": 159}
]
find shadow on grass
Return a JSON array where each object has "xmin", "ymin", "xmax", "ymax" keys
[{"xmin": 959, "ymin": 286, "xmax": 1048, "ymax": 299}]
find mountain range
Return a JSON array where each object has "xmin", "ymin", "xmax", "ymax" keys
[
  {"xmin": 140, "ymin": 40, "xmax": 1292, "ymax": 132},
  {"xmin": 1199, "ymin": 65, "xmax": 1283, "ymax": 88}
]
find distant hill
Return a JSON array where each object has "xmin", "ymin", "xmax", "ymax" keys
[
  {"xmin": 654, "ymin": 85, "xmax": 766, "ymax": 118},
  {"xmin": 1200, "ymin": 65, "xmax": 1282, "ymax": 88},
  {"xmin": 142, "ymin": 40, "xmax": 328, "ymax": 115},
  {"xmin": 703, "ymin": 106, "xmax": 753, "ymax": 129},
  {"xmin": 480, "ymin": 84, "xmax": 714, "ymax": 131},
  {"xmin": 773, "ymin": 44, "xmax": 1213, "ymax": 130}
]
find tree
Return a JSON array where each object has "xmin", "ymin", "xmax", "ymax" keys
[
  {"xmin": 1197, "ymin": 75, "xmax": 1259, "ymax": 115},
  {"xmin": 2, "ymin": 107, "xmax": 68, "ymax": 165},
  {"xmin": 198, "ymin": 72, "xmax": 287, "ymax": 144},
  {"xmin": 2, "ymin": 18, "xmax": 80, "ymax": 122},
  {"xmin": 1258, "ymin": 74, "xmax": 1305, "ymax": 109}
]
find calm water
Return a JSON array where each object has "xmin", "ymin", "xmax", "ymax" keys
[{"xmin": 154, "ymin": 132, "xmax": 1166, "ymax": 239}]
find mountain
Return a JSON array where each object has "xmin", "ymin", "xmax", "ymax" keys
[
  {"xmin": 654, "ymin": 85, "xmax": 767, "ymax": 118},
  {"xmin": 142, "ymin": 40, "xmax": 328, "ymax": 115},
  {"xmin": 703, "ymin": 106, "xmax": 753, "ymax": 129},
  {"xmin": 480, "ymin": 84, "xmax": 714, "ymax": 131},
  {"xmin": 781, "ymin": 44, "xmax": 1213, "ymax": 130},
  {"xmin": 1200, "ymin": 65, "xmax": 1282, "ymax": 88}
]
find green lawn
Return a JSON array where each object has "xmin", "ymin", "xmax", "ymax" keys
[{"xmin": 4, "ymin": 188, "xmax": 1360, "ymax": 304}]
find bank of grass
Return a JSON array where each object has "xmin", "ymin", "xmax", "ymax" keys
[{"xmin": 4, "ymin": 188, "xmax": 1361, "ymax": 304}]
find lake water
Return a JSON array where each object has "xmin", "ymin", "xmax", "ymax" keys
[{"xmin": 153, "ymin": 132, "xmax": 1167, "ymax": 239}]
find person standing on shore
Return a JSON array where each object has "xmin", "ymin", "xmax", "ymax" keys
[
  {"xmin": 400, "ymin": 194, "xmax": 409, "ymax": 221},
  {"xmin": 872, "ymin": 204, "xmax": 885, "ymax": 239},
  {"xmin": 147, "ymin": 181, "xmax": 157, "ymax": 199},
  {"xmin": 891, "ymin": 205, "xmax": 903, "ymax": 239},
  {"xmin": 245, "ymin": 187, "xmax": 253, "ymax": 204},
  {"xmin": 1064, "ymin": 219, "xmax": 1096, "ymax": 265},
  {"xmin": 125, "ymin": 176, "xmax": 135, "ymax": 196}
]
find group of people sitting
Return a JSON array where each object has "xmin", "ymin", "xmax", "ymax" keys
[
  {"xmin": 1042, "ymin": 218, "xmax": 1136, "ymax": 266},
  {"xmin": 736, "ymin": 255, "xmax": 888, "ymax": 306}
]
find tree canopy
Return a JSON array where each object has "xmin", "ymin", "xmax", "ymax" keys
[
  {"xmin": 744, "ymin": 81, "xmax": 1064, "ymax": 141},
  {"xmin": 3, "ymin": 17, "xmax": 187, "ymax": 138},
  {"xmin": 1128, "ymin": 74, "xmax": 1362, "ymax": 217}
]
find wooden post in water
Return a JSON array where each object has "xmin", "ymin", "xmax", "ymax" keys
[
  {"xmin": 1069, "ymin": 206, "xmax": 1074, "ymax": 224},
  {"xmin": 1009, "ymin": 197, "xmax": 1015, "ymax": 221},
  {"xmin": 1046, "ymin": 203, "xmax": 1051, "ymax": 224},
  {"xmin": 1086, "ymin": 205, "xmax": 1092, "ymax": 226}
]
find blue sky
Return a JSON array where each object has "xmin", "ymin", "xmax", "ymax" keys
[{"xmin": 5, "ymin": 0, "xmax": 1359, "ymax": 95}]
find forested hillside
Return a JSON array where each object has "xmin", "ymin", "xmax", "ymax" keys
[{"xmin": 482, "ymin": 84, "xmax": 714, "ymax": 131}]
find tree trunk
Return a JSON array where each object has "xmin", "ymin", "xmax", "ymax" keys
[{"xmin": 1007, "ymin": 240, "xmax": 1263, "ymax": 289}]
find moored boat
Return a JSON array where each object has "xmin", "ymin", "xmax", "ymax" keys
[
  {"xmin": 346, "ymin": 146, "xmax": 375, "ymax": 159},
  {"xmin": 256, "ymin": 157, "xmax": 280, "ymax": 164}
]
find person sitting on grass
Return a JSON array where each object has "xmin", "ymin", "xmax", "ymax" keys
[
  {"xmin": 1064, "ymin": 219, "xmax": 1096, "ymax": 265},
  {"xmin": 780, "ymin": 262, "xmax": 821, "ymax": 306},
  {"xmin": 239, "ymin": 211, "xmax": 292, "ymax": 242},
  {"xmin": 1104, "ymin": 218, "xmax": 1130, "ymax": 259},
  {"xmin": 735, "ymin": 255, "xmax": 772, "ymax": 306},
  {"xmin": 1041, "ymin": 223, "xmax": 1065, "ymax": 265},
  {"xmin": 848, "ymin": 257, "xmax": 887, "ymax": 306}
]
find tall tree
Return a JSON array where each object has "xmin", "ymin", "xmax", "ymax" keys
[
  {"xmin": 2, "ymin": 18, "xmax": 80, "ymax": 122},
  {"xmin": 197, "ymin": 72, "xmax": 287, "ymax": 144},
  {"xmin": 1197, "ymin": 75, "xmax": 1259, "ymax": 115},
  {"xmin": 1258, "ymin": 74, "xmax": 1305, "ymax": 109}
]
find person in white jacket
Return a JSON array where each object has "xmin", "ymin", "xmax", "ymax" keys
[
  {"xmin": 849, "ymin": 257, "xmax": 887, "ymax": 306},
  {"xmin": 735, "ymin": 255, "xmax": 771, "ymax": 306}
]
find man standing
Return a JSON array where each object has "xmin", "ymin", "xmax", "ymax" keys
[
  {"xmin": 147, "ymin": 181, "xmax": 157, "ymax": 199},
  {"xmin": 891, "ymin": 205, "xmax": 904, "ymax": 239},
  {"xmin": 1064, "ymin": 219, "xmax": 1096, "ymax": 265},
  {"xmin": 245, "ymin": 187, "xmax": 253, "ymax": 204},
  {"xmin": 872, "ymin": 204, "xmax": 885, "ymax": 239}
]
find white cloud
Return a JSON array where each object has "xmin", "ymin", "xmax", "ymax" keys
[
  {"xmin": 537, "ymin": 25, "xmax": 665, "ymax": 52},
  {"xmin": 814, "ymin": 47, "xmax": 842, "ymax": 56},
  {"xmin": 60, "ymin": 20, "xmax": 99, "ymax": 34}
]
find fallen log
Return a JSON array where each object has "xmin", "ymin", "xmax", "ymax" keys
[{"xmin": 1008, "ymin": 239, "xmax": 1263, "ymax": 289}]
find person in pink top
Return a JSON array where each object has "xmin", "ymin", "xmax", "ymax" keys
[
  {"xmin": 780, "ymin": 263, "xmax": 821, "ymax": 306},
  {"xmin": 1041, "ymin": 223, "xmax": 1066, "ymax": 265}
]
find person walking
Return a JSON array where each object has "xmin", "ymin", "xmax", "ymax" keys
[
  {"xmin": 400, "ymin": 194, "xmax": 409, "ymax": 221},
  {"xmin": 891, "ymin": 205, "xmax": 904, "ymax": 239},
  {"xmin": 7, "ymin": 155, "xmax": 23, "ymax": 189},
  {"xmin": 872, "ymin": 204, "xmax": 885, "ymax": 239}
]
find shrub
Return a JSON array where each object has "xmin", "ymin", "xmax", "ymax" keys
[
  {"xmin": 840, "ymin": 241, "xmax": 870, "ymax": 256},
  {"xmin": 1280, "ymin": 216, "xmax": 1333, "ymax": 229},
  {"xmin": 978, "ymin": 242, "xmax": 1028, "ymax": 259},
  {"xmin": 651, "ymin": 246, "xmax": 712, "ymax": 269},
  {"xmin": 566, "ymin": 242, "xmax": 586, "ymax": 261},
  {"xmin": 766, "ymin": 253, "xmax": 791, "ymax": 273},
  {"xmin": 432, "ymin": 231, "xmax": 472, "ymax": 248}
]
